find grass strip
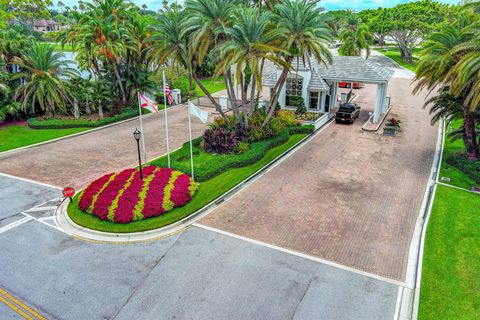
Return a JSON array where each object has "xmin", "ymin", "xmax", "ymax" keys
[{"xmin": 419, "ymin": 185, "xmax": 480, "ymax": 320}]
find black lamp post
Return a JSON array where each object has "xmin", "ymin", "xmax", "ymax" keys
[{"xmin": 133, "ymin": 128, "xmax": 143, "ymax": 180}]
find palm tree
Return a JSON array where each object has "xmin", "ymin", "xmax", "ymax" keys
[
  {"xmin": 263, "ymin": 0, "xmax": 332, "ymax": 125},
  {"xmin": 91, "ymin": 79, "xmax": 112, "ymax": 118},
  {"xmin": 415, "ymin": 13, "xmax": 480, "ymax": 160},
  {"xmin": 13, "ymin": 43, "xmax": 79, "ymax": 117},
  {"xmin": 216, "ymin": 8, "xmax": 286, "ymax": 125},
  {"xmin": 338, "ymin": 11, "xmax": 372, "ymax": 57},
  {"xmin": 183, "ymin": 0, "xmax": 236, "ymax": 121}
]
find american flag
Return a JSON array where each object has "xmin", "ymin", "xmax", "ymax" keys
[{"xmin": 165, "ymin": 82, "xmax": 174, "ymax": 105}]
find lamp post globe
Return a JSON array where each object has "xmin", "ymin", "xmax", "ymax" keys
[
  {"xmin": 133, "ymin": 128, "xmax": 143, "ymax": 180},
  {"xmin": 133, "ymin": 128, "xmax": 141, "ymax": 141}
]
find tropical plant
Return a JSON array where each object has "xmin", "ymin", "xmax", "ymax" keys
[
  {"xmin": 415, "ymin": 12, "xmax": 480, "ymax": 160},
  {"xmin": 262, "ymin": 0, "xmax": 332, "ymax": 126},
  {"xmin": 13, "ymin": 43, "xmax": 78, "ymax": 116},
  {"xmin": 338, "ymin": 11, "xmax": 372, "ymax": 57}
]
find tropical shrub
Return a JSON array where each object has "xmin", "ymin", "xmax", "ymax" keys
[
  {"xmin": 203, "ymin": 126, "xmax": 238, "ymax": 154},
  {"xmin": 277, "ymin": 110, "xmax": 298, "ymax": 126},
  {"xmin": 151, "ymin": 126, "xmax": 314, "ymax": 182},
  {"xmin": 234, "ymin": 142, "xmax": 249, "ymax": 154},
  {"xmin": 27, "ymin": 108, "xmax": 141, "ymax": 129},
  {"xmin": 446, "ymin": 153, "xmax": 480, "ymax": 185},
  {"xmin": 78, "ymin": 166, "xmax": 197, "ymax": 223}
]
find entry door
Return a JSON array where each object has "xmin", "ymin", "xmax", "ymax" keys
[{"xmin": 325, "ymin": 93, "xmax": 331, "ymax": 113}]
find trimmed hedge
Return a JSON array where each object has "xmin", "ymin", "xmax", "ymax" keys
[
  {"xmin": 446, "ymin": 152, "xmax": 480, "ymax": 185},
  {"xmin": 27, "ymin": 109, "xmax": 142, "ymax": 129},
  {"xmin": 149, "ymin": 125, "xmax": 314, "ymax": 182}
]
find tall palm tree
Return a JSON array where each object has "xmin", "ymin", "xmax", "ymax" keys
[
  {"xmin": 415, "ymin": 13, "xmax": 480, "ymax": 160},
  {"xmin": 216, "ymin": 8, "xmax": 286, "ymax": 124},
  {"xmin": 263, "ymin": 0, "xmax": 332, "ymax": 125},
  {"xmin": 338, "ymin": 11, "xmax": 372, "ymax": 57},
  {"xmin": 183, "ymin": 0, "xmax": 237, "ymax": 121},
  {"xmin": 13, "ymin": 43, "xmax": 79, "ymax": 117}
]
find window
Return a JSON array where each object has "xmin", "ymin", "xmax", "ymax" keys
[
  {"xmin": 309, "ymin": 91, "xmax": 319, "ymax": 110},
  {"xmin": 286, "ymin": 77, "xmax": 303, "ymax": 106}
]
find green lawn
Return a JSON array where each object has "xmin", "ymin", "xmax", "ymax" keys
[
  {"xmin": 51, "ymin": 42, "xmax": 74, "ymax": 52},
  {"xmin": 195, "ymin": 77, "xmax": 226, "ymax": 97},
  {"xmin": 419, "ymin": 185, "xmax": 480, "ymax": 320},
  {"xmin": 67, "ymin": 133, "xmax": 307, "ymax": 233},
  {"xmin": 439, "ymin": 120, "xmax": 478, "ymax": 190},
  {"xmin": 378, "ymin": 47, "xmax": 418, "ymax": 72},
  {"xmin": 0, "ymin": 125, "xmax": 89, "ymax": 152}
]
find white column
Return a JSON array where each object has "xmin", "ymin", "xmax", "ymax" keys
[
  {"xmin": 320, "ymin": 91, "xmax": 326, "ymax": 112},
  {"xmin": 329, "ymin": 82, "xmax": 338, "ymax": 112},
  {"xmin": 279, "ymin": 83, "xmax": 286, "ymax": 108},
  {"xmin": 373, "ymin": 83, "xmax": 386, "ymax": 123},
  {"xmin": 382, "ymin": 83, "xmax": 389, "ymax": 113}
]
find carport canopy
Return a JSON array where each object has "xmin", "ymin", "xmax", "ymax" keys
[{"xmin": 321, "ymin": 56, "xmax": 394, "ymax": 123}]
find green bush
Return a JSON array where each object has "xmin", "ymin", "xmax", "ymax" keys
[
  {"xmin": 277, "ymin": 110, "xmax": 298, "ymax": 126},
  {"xmin": 27, "ymin": 109, "xmax": 141, "ymax": 129},
  {"xmin": 288, "ymin": 125, "xmax": 314, "ymax": 135},
  {"xmin": 234, "ymin": 142, "xmax": 249, "ymax": 154},
  {"xmin": 150, "ymin": 129, "xmax": 304, "ymax": 182},
  {"xmin": 446, "ymin": 152, "xmax": 480, "ymax": 185}
]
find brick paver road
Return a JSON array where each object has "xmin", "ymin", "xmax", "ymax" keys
[
  {"xmin": 201, "ymin": 77, "xmax": 437, "ymax": 281},
  {"xmin": 0, "ymin": 105, "xmax": 211, "ymax": 189}
]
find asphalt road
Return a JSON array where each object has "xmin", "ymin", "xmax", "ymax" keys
[
  {"xmin": 0, "ymin": 174, "xmax": 60, "ymax": 221},
  {"xmin": 0, "ymin": 222, "xmax": 399, "ymax": 320},
  {"xmin": 0, "ymin": 175, "xmax": 400, "ymax": 320}
]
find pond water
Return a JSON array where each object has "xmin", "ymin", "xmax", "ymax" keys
[{"xmin": 59, "ymin": 51, "xmax": 92, "ymax": 79}]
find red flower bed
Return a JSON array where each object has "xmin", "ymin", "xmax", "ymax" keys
[{"xmin": 78, "ymin": 166, "xmax": 197, "ymax": 224}]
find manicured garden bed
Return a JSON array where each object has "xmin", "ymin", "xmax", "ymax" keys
[
  {"xmin": 78, "ymin": 167, "xmax": 197, "ymax": 223},
  {"xmin": 0, "ymin": 124, "xmax": 89, "ymax": 152},
  {"xmin": 419, "ymin": 185, "xmax": 480, "ymax": 320},
  {"xmin": 27, "ymin": 108, "xmax": 144, "ymax": 129},
  {"xmin": 67, "ymin": 131, "xmax": 309, "ymax": 233}
]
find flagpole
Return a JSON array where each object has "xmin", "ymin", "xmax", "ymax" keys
[
  {"xmin": 137, "ymin": 91, "xmax": 147, "ymax": 164},
  {"xmin": 188, "ymin": 101, "xmax": 194, "ymax": 181},
  {"xmin": 162, "ymin": 67, "xmax": 171, "ymax": 168}
]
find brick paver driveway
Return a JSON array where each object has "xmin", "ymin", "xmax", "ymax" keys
[
  {"xmin": 201, "ymin": 77, "xmax": 437, "ymax": 281},
  {"xmin": 0, "ymin": 105, "xmax": 211, "ymax": 189}
]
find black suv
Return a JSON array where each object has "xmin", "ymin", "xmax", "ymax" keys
[{"xmin": 335, "ymin": 102, "xmax": 361, "ymax": 124}]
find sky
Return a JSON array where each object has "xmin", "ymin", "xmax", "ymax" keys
[{"xmin": 58, "ymin": 0, "xmax": 461, "ymax": 12}]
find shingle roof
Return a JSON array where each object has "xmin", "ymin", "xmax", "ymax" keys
[
  {"xmin": 320, "ymin": 56, "xmax": 394, "ymax": 83},
  {"xmin": 261, "ymin": 55, "xmax": 393, "ymax": 90}
]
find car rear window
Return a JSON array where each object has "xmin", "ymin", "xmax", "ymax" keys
[{"xmin": 338, "ymin": 107, "xmax": 354, "ymax": 112}]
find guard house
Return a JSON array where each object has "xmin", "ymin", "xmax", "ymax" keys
[{"xmin": 262, "ymin": 56, "xmax": 394, "ymax": 123}]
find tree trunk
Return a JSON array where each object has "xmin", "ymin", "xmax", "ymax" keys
[
  {"xmin": 404, "ymin": 47, "xmax": 413, "ymax": 64},
  {"xmin": 113, "ymin": 64, "xmax": 127, "ymax": 103},
  {"xmin": 98, "ymin": 102, "xmax": 104, "ymax": 119},
  {"xmin": 85, "ymin": 97, "xmax": 91, "ymax": 115},
  {"xmin": 192, "ymin": 73, "xmax": 230, "ymax": 124},
  {"xmin": 463, "ymin": 109, "xmax": 480, "ymax": 161},
  {"xmin": 224, "ymin": 69, "xmax": 241, "ymax": 124},
  {"xmin": 262, "ymin": 56, "xmax": 294, "ymax": 127},
  {"xmin": 246, "ymin": 75, "xmax": 257, "ymax": 127},
  {"xmin": 73, "ymin": 98, "xmax": 80, "ymax": 118}
]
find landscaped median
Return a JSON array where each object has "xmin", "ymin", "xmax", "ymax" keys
[{"xmin": 66, "ymin": 125, "xmax": 314, "ymax": 234}]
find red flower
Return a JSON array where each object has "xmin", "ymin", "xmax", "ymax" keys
[
  {"xmin": 92, "ymin": 168, "xmax": 136, "ymax": 220},
  {"xmin": 79, "ymin": 173, "xmax": 114, "ymax": 211},
  {"xmin": 78, "ymin": 166, "xmax": 197, "ymax": 224}
]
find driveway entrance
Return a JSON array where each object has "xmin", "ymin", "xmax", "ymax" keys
[{"xmin": 200, "ymin": 77, "xmax": 437, "ymax": 281}]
